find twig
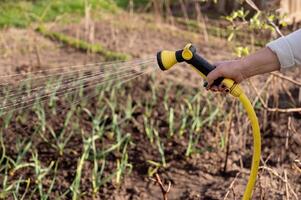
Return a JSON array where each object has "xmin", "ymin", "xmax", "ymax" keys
[
  {"xmin": 165, "ymin": 0, "xmax": 174, "ymax": 25},
  {"xmin": 258, "ymin": 173, "xmax": 265, "ymax": 200},
  {"xmin": 293, "ymin": 159, "xmax": 301, "ymax": 174},
  {"xmin": 271, "ymin": 72, "xmax": 301, "ymax": 87},
  {"xmin": 288, "ymin": 117, "xmax": 300, "ymax": 135},
  {"xmin": 223, "ymin": 172, "xmax": 241, "ymax": 200},
  {"xmin": 261, "ymin": 102, "xmax": 301, "ymax": 113},
  {"xmin": 179, "ymin": 0, "xmax": 189, "ymax": 23},
  {"xmin": 194, "ymin": 0, "xmax": 208, "ymax": 42},
  {"xmin": 153, "ymin": 173, "xmax": 171, "ymax": 200},
  {"xmin": 292, "ymin": 163, "xmax": 301, "ymax": 174},
  {"xmin": 249, "ymin": 81, "xmax": 301, "ymax": 113},
  {"xmin": 284, "ymin": 170, "xmax": 290, "ymax": 200},
  {"xmin": 280, "ymin": 81, "xmax": 296, "ymax": 105},
  {"xmin": 259, "ymin": 166, "xmax": 299, "ymax": 199},
  {"xmin": 250, "ymin": 75, "xmax": 273, "ymax": 107}
]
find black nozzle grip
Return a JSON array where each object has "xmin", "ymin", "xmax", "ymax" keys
[
  {"xmin": 187, "ymin": 53, "xmax": 224, "ymax": 86},
  {"xmin": 212, "ymin": 77, "xmax": 224, "ymax": 86}
]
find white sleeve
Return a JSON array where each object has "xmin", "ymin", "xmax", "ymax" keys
[{"xmin": 266, "ymin": 29, "xmax": 301, "ymax": 69}]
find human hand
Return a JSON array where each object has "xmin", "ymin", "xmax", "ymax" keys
[{"xmin": 205, "ymin": 59, "xmax": 246, "ymax": 92}]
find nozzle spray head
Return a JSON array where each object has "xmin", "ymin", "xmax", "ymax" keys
[
  {"xmin": 156, "ymin": 50, "xmax": 178, "ymax": 71},
  {"xmin": 156, "ymin": 43, "xmax": 195, "ymax": 71}
]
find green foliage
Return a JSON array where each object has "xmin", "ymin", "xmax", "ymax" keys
[
  {"xmin": 0, "ymin": 0, "xmax": 118, "ymax": 28},
  {"xmin": 223, "ymin": 4, "xmax": 289, "ymax": 55}
]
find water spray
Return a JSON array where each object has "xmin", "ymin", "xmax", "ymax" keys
[
  {"xmin": 156, "ymin": 43, "xmax": 261, "ymax": 200},
  {"xmin": 0, "ymin": 58, "xmax": 155, "ymax": 114}
]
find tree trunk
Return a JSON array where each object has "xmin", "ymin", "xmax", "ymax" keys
[
  {"xmin": 179, "ymin": 0, "xmax": 189, "ymax": 22},
  {"xmin": 129, "ymin": 0, "xmax": 134, "ymax": 16},
  {"xmin": 165, "ymin": 0, "xmax": 174, "ymax": 25},
  {"xmin": 152, "ymin": 0, "xmax": 163, "ymax": 22},
  {"xmin": 195, "ymin": 0, "xmax": 208, "ymax": 42},
  {"xmin": 216, "ymin": 0, "xmax": 227, "ymax": 13}
]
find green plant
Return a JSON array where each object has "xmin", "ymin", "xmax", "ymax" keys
[
  {"xmin": 154, "ymin": 129, "xmax": 166, "ymax": 168},
  {"xmin": 124, "ymin": 95, "xmax": 137, "ymax": 120},
  {"xmin": 91, "ymin": 127, "xmax": 106, "ymax": 195},
  {"xmin": 179, "ymin": 105, "xmax": 188, "ymax": 137},
  {"xmin": 168, "ymin": 107, "xmax": 174, "ymax": 137},
  {"xmin": 71, "ymin": 131, "xmax": 92, "ymax": 200},
  {"xmin": 13, "ymin": 177, "xmax": 31, "ymax": 200},
  {"xmin": 115, "ymin": 137, "xmax": 132, "ymax": 185},
  {"xmin": 8, "ymin": 140, "xmax": 33, "ymax": 177},
  {"xmin": 31, "ymin": 151, "xmax": 56, "ymax": 200},
  {"xmin": 0, "ymin": 162, "xmax": 30, "ymax": 199},
  {"xmin": 0, "ymin": 131, "xmax": 6, "ymax": 166},
  {"xmin": 143, "ymin": 116, "xmax": 154, "ymax": 144},
  {"xmin": 34, "ymin": 103, "xmax": 46, "ymax": 133},
  {"xmin": 47, "ymin": 107, "xmax": 75, "ymax": 156}
]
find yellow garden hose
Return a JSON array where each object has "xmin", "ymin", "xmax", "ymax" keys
[
  {"xmin": 156, "ymin": 44, "xmax": 261, "ymax": 200},
  {"xmin": 239, "ymin": 93, "xmax": 261, "ymax": 200}
]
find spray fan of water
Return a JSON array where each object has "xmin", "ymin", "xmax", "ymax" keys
[{"xmin": 0, "ymin": 57, "xmax": 157, "ymax": 114}]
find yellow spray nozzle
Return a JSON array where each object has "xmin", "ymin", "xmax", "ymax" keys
[
  {"xmin": 156, "ymin": 50, "xmax": 178, "ymax": 70},
  {"xmin": 156, "ymin": 43, "xmax": 196, "ymax": 71},
  {"xmin": 156, "ymin": 44, "xmax": 261, "ymax": 200}
]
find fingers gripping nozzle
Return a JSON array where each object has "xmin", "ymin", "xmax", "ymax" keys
[{"xmin": 156, "ymin": 43, "xmax": 243, "ymax": 97}]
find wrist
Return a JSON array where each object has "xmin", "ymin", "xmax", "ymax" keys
[{"xmin": 239, "ymin": 57, "xmax": 252, "ymax": 79}]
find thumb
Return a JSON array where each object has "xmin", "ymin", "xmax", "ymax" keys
[{"xmin": 206, "ymin": 67, "xmax": 223, "ymax": 86}]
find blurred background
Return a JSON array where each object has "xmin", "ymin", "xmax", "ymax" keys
[{"xmin": 0, "ymin": 1, "xmax": 300, "ymax": 200}]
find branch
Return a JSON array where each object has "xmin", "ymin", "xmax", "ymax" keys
[
  {"xmin": 153, "ymin": 173, "xmax": 171, "ymax": 200},
  {"xmin": 249, "ymin": 80, "xmax": 301, "ymax": 113},
  {"xmin": 271, "ymin": 72, "xmax": 301, "ymax": 87}
]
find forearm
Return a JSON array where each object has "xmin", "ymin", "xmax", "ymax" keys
[
  {"xmin": 206, "ymin": 29, "xmax": 301, "ymax": 89},
  {"xmin": 240, "ymin": 47, "xmax": 280, "ymax": 79}
]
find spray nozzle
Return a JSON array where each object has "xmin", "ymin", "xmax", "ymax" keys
[
  {"xmin": 156, "ymin": 43, "xmax": 195, "ymax": 71},
  {"xmin": 156, "ymin": 43, "xmax": 219, "ymax": 78}
]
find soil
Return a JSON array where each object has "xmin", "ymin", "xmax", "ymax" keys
[{"xmin": 0, "ymin": 11, "xmax": 300, "ymax": 200}]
